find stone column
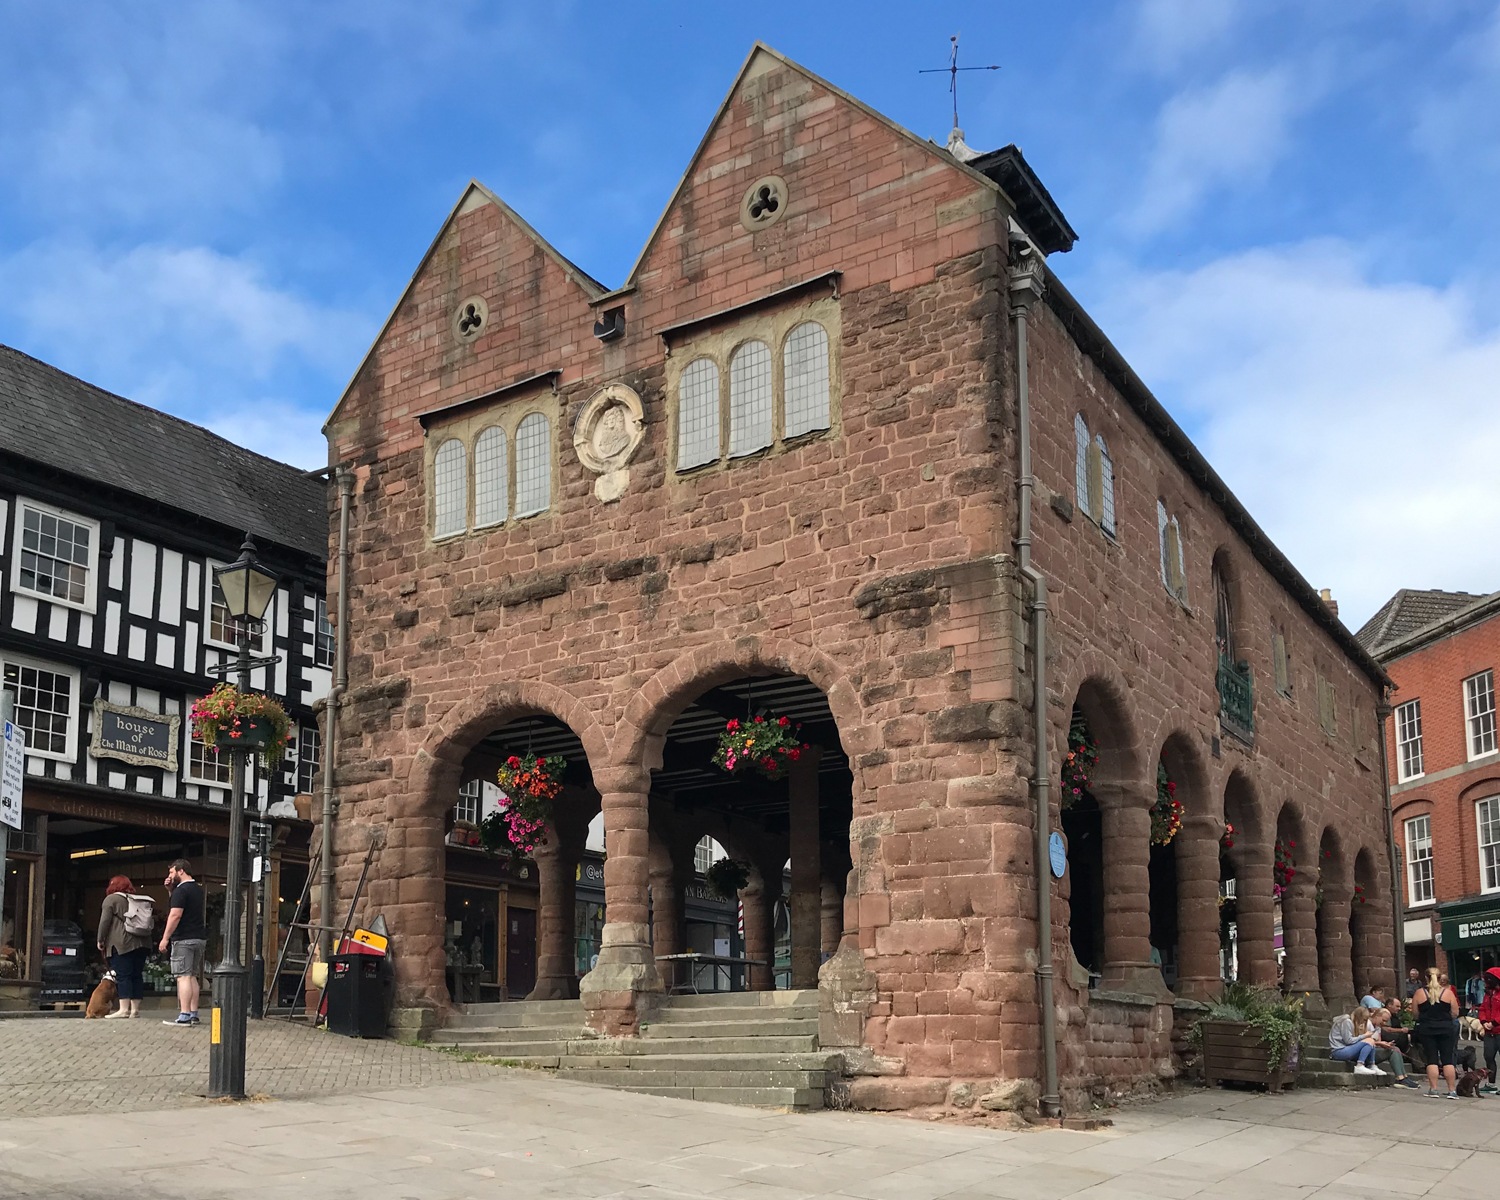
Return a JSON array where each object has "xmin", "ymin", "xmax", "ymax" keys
[
  {"xmin": 741, "ymin": 867, "xmax": 777, "ymax": 992},
  {"xmin": 648, "ymin": 831, "xmax": 684, "ymax": 960},
  {"xmin": 527, "ymin": 815, "xmax": 585, "ymax": 1001},
  {"xmin": 1175, "ymin": 815, "xmax": 1223, "ymax": 1000},
  {"xmin": 1099, "ymin": 782, "xmax": 1155, "ymax": 988},
  {"xmin": 820, "ymin": 873, "xmax": 842, "ymax": 959},
  {"xmin": 1232, "ymin": 841, "xmax": 1277, "ymax": 989},
  {"xmin": 1318, "ymin": 886, "xmax": 1355, "ymax": 1009},
  {"xmin": 1353, "ymin": 890, "xmax": 1394, "ymax": 994},
  {"xmin": 579, "ymin": 766, "xmax": 662, "ymax": 1034},
  {"xmin": 789, "ymin": 749, "xmax": 823, "ymax": 990},
  {"xmin": 1282, "ymin": 865, "xmax": 1321, "ymax": 1000}
]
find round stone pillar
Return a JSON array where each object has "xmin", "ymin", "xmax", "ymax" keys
[
  {"xmin": 1282, "ymin": 867, "xmax": 1321, "ymax": 1000},
  {"xmin": 741, "ymin": 867, "xmax": 777, "ymax": 992},
  {"xmin": 1175, "ymin": 815, "xmax": 1223, "ymax": 1000},
  {"xmin": 579, "ymin": 766, "xmax": 662, "ymax": 1034},
  {"xmin": 1232, "ymin": 841, "xmax": 1277, "ymax": 989},
  {"xmin": 820, "ymin": 873, "xmax": 842, "ymax": 958},
  {"xmin": 1318, "ymin": 887, "xmax": 1356, "ymax": 1009},
  {"xmin": 788, "ymin": 749, "xmax": 823, "ymax": 990},
  {"xmin": 1099, "ymin": 783, "xmax": 1154, "ymax": 986}
]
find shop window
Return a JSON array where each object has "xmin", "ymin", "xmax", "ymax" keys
[{"xmin": 1405, "ymin": 814, "xmax": 1434, "ymax": 905}]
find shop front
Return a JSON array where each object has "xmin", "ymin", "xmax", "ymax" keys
[{"xmin": 1439, "ymin": 896, "xmax": 1500, "ymax": 1006}]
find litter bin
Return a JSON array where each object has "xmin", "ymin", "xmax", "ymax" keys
[
  {"xmin": 40, "ymin": 920, "xmax": 88, "ymax": 1006},
  {"xmin": 324, "ymin": 953, "xmax": 394, "ymax": 1038}
]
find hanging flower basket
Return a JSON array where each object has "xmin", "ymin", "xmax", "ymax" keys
[
  {"xmin": 1273, "ymin": 838, "xmax": 1296, "ymax": 900},
  {"xmin": 1353, "ymin": 884, "xmax": 1367, "ymax": 905},
  {"xmin": 1150, "ymin": 760, "xmax": 1182, "ymax": 846},
  {"xmin": 482, "ymin": 753, "xmax": 566, "ymax": 856},
  {"xmin": 705, "ymin": 858, "xmax": 751, "ymax": 900},
  {"xmin": 190, "ymin": 683, "xmax": 291, "ymax": 768},
  {"xmin": 713, "ymin": 715, "xmax": 807, "ymax": 780},
  {"xmin": 1221, "ymin": 822, "xmax": 1235, "ymax": 851},
  {"xmin": 1060, "ymin": 710, "xmax": 1097, "ymax": 810}
]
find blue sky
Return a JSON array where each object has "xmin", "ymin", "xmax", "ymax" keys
[{"xmin": 2, "ymin": 1, "xmax": 1498, "ymax": 627}]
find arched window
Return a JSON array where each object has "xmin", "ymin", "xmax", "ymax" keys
[
  {"xmin": 1212, "ymin": 562, "xmax": 1236, "ymax": 663},
  {"xmin": 1092, "ymin": 434, "xmax": 1115, "ymax": 536},
  {"xmin": 728, "ymin": 340, "xmax": 773, "ymax": 457},
  {"xmin": 433, "ymin": 438, "xmax": 467, "ymax": 538},
  {"xmin": 1074, "ymin": 415, "xmax": 1091, "ymax": 516},
  {"xmin": 513, "ymin": 412, "xmax": 551, "ymax": 518},
  {"xmin": 677, "ymin": 357, "xmax": 720, "ymax": 470},
  {"xmin": 783, "ymin": 322, "xmax": 830, "ymax": 437},
  {"xmin": 473, "ymin": 426, "xmax": 508, "ymax": 528}
]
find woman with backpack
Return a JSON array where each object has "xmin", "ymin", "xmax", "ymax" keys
[{"xmin": 96, "ymin": 875, "xmax": 153, "ymax": 1018}]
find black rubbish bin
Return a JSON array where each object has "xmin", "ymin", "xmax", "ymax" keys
[
  {"xmin": 325, "ymin": 953, "xmax": 394, "ymax": 1038},
  {"xmin": 40, "ymin": 920, "xmax": 88, "ymax": 1005}
]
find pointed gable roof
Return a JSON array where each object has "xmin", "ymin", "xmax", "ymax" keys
[
  {"xmin": 604, "ymin": 42, "xmax": 1023, "ymax": 301},
  {"xmin": 325, "ymin": 181, "xmax": 605, "ymax": 431}
]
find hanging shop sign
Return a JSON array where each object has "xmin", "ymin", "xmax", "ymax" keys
[
  {"xmin": 1439, "ymin": 898, "xmax": 1500, "ymax": 950},
  {"xmin": 89, "ymin": 700, "xmax": 180, "ymax": 771}
]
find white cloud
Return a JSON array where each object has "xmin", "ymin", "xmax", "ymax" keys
[
  {"xmin": 1129, "ymin": 0, "xmax": 1245, "ymax": 71},
  {"xmin": 0, "ymin": 239, "xmax": 370, "ymax": 467},
  {"xmin": 1077, "ymin": 240, "xmax": 1500, "ymax": 628},
  {"xmin": 1127, "ymin": 67, "xmax": 1308, "ymax": 235}
]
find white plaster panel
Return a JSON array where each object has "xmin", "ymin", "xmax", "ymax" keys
[
  {"xmin": 154, "ymin": 633, "xmax": 174, "ymax": 668},
  {"xmin": 158, "ymin": 549, "xmax": 183, "ymax": 625},
  {"xmin": 127, "ymin": 625, "xmax": 146, "ymax": 661},
  {"xmin": 47, "ymin": 605, "xmax": 68, "ymax": 641},
  {"xmin": 10, "ymin": 595, "xmax": 37, "ymax": 634},
  {"xmin": 109, "ymin": 538, "xmax": 125, "ymax": 591},
  {"xmin": 128, "ymin": 542, "xmax": 156, "ymax": 617},
  {"xmin": 104, "ymin": 601, "xmax": 120, "ymax": 654}
]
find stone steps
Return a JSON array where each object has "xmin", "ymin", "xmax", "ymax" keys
[{"xmin": 434, "ymin": 993, "xmax": 831, "ymax": 1111}]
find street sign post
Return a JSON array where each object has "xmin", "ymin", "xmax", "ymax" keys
[{"xmin": 1, "ymin": 717, "xmax": 24, "ymax": 832}]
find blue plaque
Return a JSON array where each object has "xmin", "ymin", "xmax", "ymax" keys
[{"xmin": 1048, "ymin": 830, "xmax": 1066, "ymax": 879}]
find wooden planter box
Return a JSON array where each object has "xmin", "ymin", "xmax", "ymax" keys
[{"xmin": 1201, "ymin": 1020, "xmax": 1301, "ymax": 1093}]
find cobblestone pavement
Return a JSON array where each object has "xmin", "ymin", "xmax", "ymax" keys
[
  {"xmin": 0, "ymin": 1014, "xmax": 513, "ymax": 1117},
  {"xmin": 2, "ymin": 1026, "xmax": 1499, "ymax": 1200}
]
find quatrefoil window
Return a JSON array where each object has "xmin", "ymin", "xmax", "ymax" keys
[
  {"xmin": 740, "ymin": 175, "xmax": 789, "ymax": 231},
  {"xmin": 452, "ymin": 296, "xmax": 490, "ymax": 344}
]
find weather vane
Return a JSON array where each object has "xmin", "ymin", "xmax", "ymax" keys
[{"xmin": 919, "ymin": 34, "xmax": 1000, "ymax": 156}]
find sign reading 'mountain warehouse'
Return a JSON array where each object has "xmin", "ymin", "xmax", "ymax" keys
[{"xmin": 89, "ymin": 700, "xmax": 179, "ymax": 771}]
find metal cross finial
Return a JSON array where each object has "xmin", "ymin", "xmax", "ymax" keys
[{"xmin": 919, "ymin": 34, "xmax": 1000, "ymax": 136}]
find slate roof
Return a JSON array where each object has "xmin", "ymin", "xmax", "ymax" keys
[
  {"xmin": 0, "ymin": 344, "xmax": 327, "ymax": 560},
  {"xmin": 1355, "ymin": 588, "xmax": 1491, "ymax": 656}
]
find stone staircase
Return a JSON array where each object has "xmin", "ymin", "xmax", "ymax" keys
[
  {"xmin": 1297, "ymin": 1021, "xmax": 1395, "ymax": 1090},
  {"xmin": 431, "ymin": 990, "xmax": 836, "ymax": 1110}
]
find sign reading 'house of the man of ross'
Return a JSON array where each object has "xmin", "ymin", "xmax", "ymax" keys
[{"xmin": 90, "ymin": 700, "xmax": 180, "ymax": 771}]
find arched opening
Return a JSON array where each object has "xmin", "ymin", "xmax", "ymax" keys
[
  {"xmin": 1221, "ymin": 770, "xmax": 1273, "ymax": 987},
  {"xmin": 442, "ymin": 712, "xmax": 600, "ymax": 1003},
  {"xmin": 643, "ymin": 673, "xmax": 852, "ymax": 993},
  {"xmin": 1213, "ymin": 549, "xmax": 1254, "ymax": 740},
  {"xmin": 1148, "ymin": 749, "xmax": 1184, "ymax": 990},
  {"xmin": 1351, "ymin": 846, "xmax": 1385, "ymax": 998},
  {"xmin": 1059, "ymin": 677, "xmax": 1140, "ymax": 987},
  {"xmin": 1274, "ymin": 804, "xmax": 1316, "ymax": 993}
]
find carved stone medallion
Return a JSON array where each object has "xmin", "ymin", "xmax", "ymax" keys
[{"xmin": 574, "ymin": 383, "xmax": 645, "ymax": 502}]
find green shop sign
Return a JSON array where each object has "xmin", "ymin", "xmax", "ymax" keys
[{"xmin": 1439, "ymin": 899, "xmax": 1500, "ymax": 949}]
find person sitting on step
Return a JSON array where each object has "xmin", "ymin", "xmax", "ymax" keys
[
  {"xmin": 1329, "ymin": 1006, "xmax": 1384, "ymax": 1077},
  {"xmin": 1370, "ymin": 1007, "xmax": 1421, "ymax": 1088}
]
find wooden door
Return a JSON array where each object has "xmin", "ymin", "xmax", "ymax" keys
[{"xmin": 505, "ymin": 906, "xmax": 537, "ymax": 998}]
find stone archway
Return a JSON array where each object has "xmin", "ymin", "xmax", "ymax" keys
[
  {"xmin": 381, "ymin": 681, "xmax": 609, "ymax": 1012},
  {"xmin": 1274, "ymin": 802, "xmax": 1319, "ymax": 998},
  {"xmin": 1156, "ymin": 727, "xmax": 1217, "ymax": 999},
  {"xmin": 1351, "ymin": 846, "xmax": 1393, "ymax": 996},
  {"xmin": 1222, "ymin": 769, "xmax": 1275, "ymax": 987},
  {"xmin": 1317, "ymin": 826, "xmax": 1355, "ymax": 1008}
]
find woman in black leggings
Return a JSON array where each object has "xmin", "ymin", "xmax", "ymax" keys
[{"xmin": 1413, "ymin": 967, "xmax": 1460, "ymax": 1098}]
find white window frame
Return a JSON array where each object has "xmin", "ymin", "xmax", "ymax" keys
[
  {"xmin": 1479, "ymin": 797, "xmax": 1500, "ymax": 895},
  {"xmin": 296, "ymin": 722, "xmax": 321, "ymax": 795},
  {"xmin": 694, "ymin": 836, "xmax": 725, "ymax": 875},
  {"xmin": 203, "ymin": 562, "xmax": 272, "ymax": 655},
  {"xmin": 9, "ymin": 497, "xmax": 100, "ymax": 615},
  {"xmin": 1404, "ymin": 813, "xmax": 1434, "ymax": 907},
  {"xmin": 1465, "ymin": 670, "xmax": 1497, "ymax": 761},
  {"xmin": 1395, "ymin": 699, "xmax": 1424, "ymax": 781},
  {"xmin": 312, "ymin": 596, "xmax": 335, "ymax": 670},
  {"xmin": 183, "ymin": 729, "xmax": 233, "ymax": 787},
  {"xmin": 455, "ymin": 778, "xmax": 483, "ymax": 826},
  {"xmin": 0, "ymin": 651, "xmax": 81, "ymax": 763}
]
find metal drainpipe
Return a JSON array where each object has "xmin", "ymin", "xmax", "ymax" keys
[
  {"xmin": 1009, "ymin": 233, "xmax": 1062, "ymax": 1118},
  {"xmin": 1376, "ymin": 699, "xmax": 1406, "ymax": 990},
  {"xmin": 320, "ymin": 466, "xmax": 355, "ymax": 960}
]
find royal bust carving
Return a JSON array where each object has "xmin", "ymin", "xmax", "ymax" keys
[{"xmin": 574, "ymin": 384, "xmax": 645, "ymax": 502}]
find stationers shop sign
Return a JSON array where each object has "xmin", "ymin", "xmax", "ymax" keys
[{"xmin": 90, "ymin": 700, "xmax": 179, "ymax": 771}]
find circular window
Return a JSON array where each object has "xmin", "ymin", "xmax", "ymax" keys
[
  {"xmin": 740, "ymin": 175, "xmax": 789, "ymax": 231},
  {"xmin": 452, "ymin": 296, "xmax": 490, "ymax": 343}
]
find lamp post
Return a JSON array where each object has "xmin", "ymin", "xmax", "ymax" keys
[{"xmin": 208, "ymin": 535, "xmax": 279, "ymax": 1101}]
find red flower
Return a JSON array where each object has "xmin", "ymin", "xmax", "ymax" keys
[
  {"xmin": 789, "ymin": 748, "xmax": 801, "ymax": 760},
  {"xmin": 726, "ymin": 719, "xmax": 739, "ymax": 732},
  {"xmin": 777, "ymin": 716, "xmax": 789, "ymax": 727},
  {"xmin": 754, "ymin": 716, "xmax": 764, "ymax": 724},
  {"xmin": 506, "ymin": 756, "xmax": 521, "ymax": 767}
]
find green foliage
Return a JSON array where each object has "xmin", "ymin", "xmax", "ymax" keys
[
  {"xmin": 705, "ymin": 857, "xmax": 751, "ymax": 899},
  {"xmin": 1193, "ymin": 981, "xmax": 1308, "ymax": 1072}
]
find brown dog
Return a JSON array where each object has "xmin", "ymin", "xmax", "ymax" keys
[
  {"xmin": 1456, "ymin": 1068, "xmax": 1487, "ymax": 1098},
  {"xmin": 84, "ymin": 973, "xmax": 118, "ymax": 1019}
]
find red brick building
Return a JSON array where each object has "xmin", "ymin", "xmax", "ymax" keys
[
  {"xmin": 321, "ymin": 44, "xmax": 1392, "ymax": 1112},
  {"xmin": 1362, "ymin": 589, "xmax": 1500, "ymax": 995}
]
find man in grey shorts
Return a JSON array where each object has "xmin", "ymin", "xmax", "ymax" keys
[{"xmin": 158, "ymin": 859, "xmax": 207, "ymax": 1027}]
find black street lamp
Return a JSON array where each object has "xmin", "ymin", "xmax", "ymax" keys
[{"xmin": 208, "ymin": 535, "xmax": 279, "ymax": 1101}]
